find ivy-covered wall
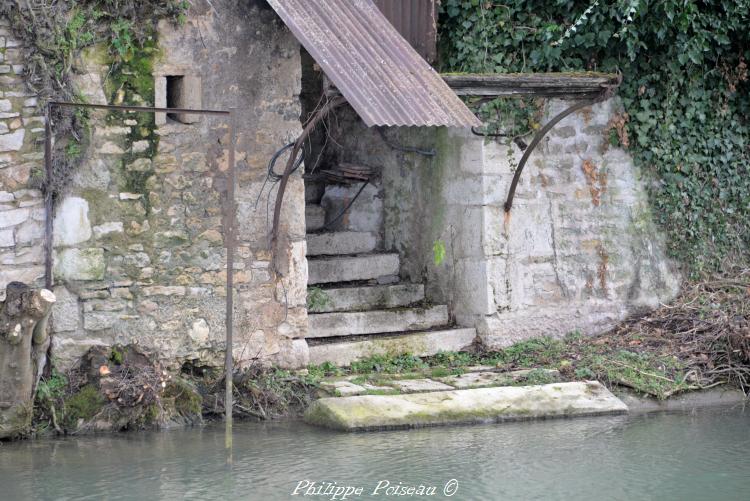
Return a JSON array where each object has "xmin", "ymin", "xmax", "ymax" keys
[{"xmin": 439, "ymin": 0, "xmax": 750, "ymax": 276}]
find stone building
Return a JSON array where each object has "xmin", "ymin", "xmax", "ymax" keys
[{"xmin": 0, "ymin": 0, "xmax": 679, "ymax": 373}]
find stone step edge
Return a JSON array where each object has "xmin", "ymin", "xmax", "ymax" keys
[
  {"xmin": 306, "ymin": 283, "xmax": 426, "ymax": 314},
  {"xmin": 304, "ymin": 381, "xmax": 629, "ymax": 431},
  {"xmin": 307, "ymin": 305, "xmax": 449, "ymax": 338},
  {"xmin": 307, "ymin": 327, "xmax": 477, "ymax": 367},
  {"xmin": 307, "ymin": 253, "xmax": 400, "ymax": 286}
]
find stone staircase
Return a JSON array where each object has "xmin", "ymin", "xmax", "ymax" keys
[{"xmin": 305, "ymin": 203, "xmax": 475, "ymax": 366}]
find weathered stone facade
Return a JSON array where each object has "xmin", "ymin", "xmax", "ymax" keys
[
  {"xmin": 0, "ymin": 1, "xmax": 308, "ymax": 371},
  {"xmin": 2, "ymin": 2, "xmax": 680, "ymax": 373},
  {"xmin": 321, "ymin": 99, "xmax": 680, "ymax": 349}
]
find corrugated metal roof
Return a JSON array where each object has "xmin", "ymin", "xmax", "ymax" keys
[
  {"xmin": 373, "ymin": 0, "xmax": 438, "ymax": 64},
  {"xmin": 267, "ymin": 0, "xmax": 480, "ymax": 128}
]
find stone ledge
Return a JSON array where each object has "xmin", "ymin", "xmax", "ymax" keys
[{"xmin": 305, "ymin": 381, "xmax": 627, "ymax": 431}]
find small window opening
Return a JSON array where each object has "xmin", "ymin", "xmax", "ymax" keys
[
  {"xmin": 164, "ymin": 75, "xmax": 201, "ymax": 124},
  {"xmin": 166, "ymin": 76, "xmax": 183, "ymax": 117}
]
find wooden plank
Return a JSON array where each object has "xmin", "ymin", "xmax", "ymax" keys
[{"xmin": 442, "ymin": 72, "xmax": 619, "ymax": 98}]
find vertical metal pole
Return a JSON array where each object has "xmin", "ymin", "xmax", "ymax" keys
[
  {"xmin": 224, "ymin": 109, "xmax": 237, "ymax": 461},
  {"xmin": 44, "ymin": 105, "xmax": 54, "ymax": 289}
]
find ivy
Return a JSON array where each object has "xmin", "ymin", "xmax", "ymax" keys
[{"xmin": 439, "ymin": 0, "xmax": 750, "ymax": 276}]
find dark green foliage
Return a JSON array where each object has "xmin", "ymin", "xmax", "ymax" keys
[{"xmin": 439, "ymin": 0, "xmax": 750, "ymax": 274}]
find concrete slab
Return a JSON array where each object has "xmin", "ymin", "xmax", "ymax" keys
[
  {"xmin": 308, "ymin": 253, "xmax": 400, "ymax": 285},
  {"xmin": 387, "ymin": 378, "xmax": 455, "ymax": 393},
  {"xmin": 308, "ymin": 328, "xmax": 477, "ymax": 366},
  {"xmin": 306, "ymin": 231, "xmax": 378, "ymax": 256},
  {"xmin": 305, "ymin": 381, "xmax": 628, "ymax": 431},
  {"xmin": 308, "ymin": 305, "xmax": 449, "ymax": 338},
  {"xmin": 307, "ymin": 283, "xmax": 425, "ymax": 313}
]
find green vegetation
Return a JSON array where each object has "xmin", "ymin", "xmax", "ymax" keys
[
  {"xmin": 307, "ymin": 331, "xmax": 700, "ymax": 399},
  {"xmin": 432, "ymin": 240, "xmax": 447, "ymax": 266},
  {"xmin": 306, "ymin": 287, "xmax": 332, "ymax": 312},
  {"xmin": 63, "ymin": 385, "xmax": 106, "ymax": 426},
  {"xmin": 439, "ymin": 0, "xmax": 750, "ymax": 274}
]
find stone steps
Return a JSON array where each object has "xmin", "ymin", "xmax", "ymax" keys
[
  {"xmin": 306, "ymin": 231, "xmax": 378, "ymax": 256},
  {"xmin": 307, "ymin": 328, "xmax": 476, "ymax": 366},
  {"xmin": 308, "ymin": 305, "xmax": 448, "ymax": 338},
  {"xmin": 308, "ymin": 253, "xmax": 399, "ymax": 285},
  {"xmin": 306, "ymin": 204, "xmax": 325, "ymax": 232},
  {"xmin": 307, "ymin": 283, "xmax": 425, "ymax": 313},
  {"xmin": 304, "ymin": 381, "xmax": 628, "ymax": 431}
]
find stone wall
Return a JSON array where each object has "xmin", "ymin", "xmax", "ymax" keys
[
  {"xmin": 325, "ymin": 99, "xmax": 681, "ymax": 347},
  {"xmin": 0, "ymin": 0, "xmax": 309, "ymax": 371},
  {"xmin": 442, "ymin": 99, "xmax": 681, "ymax": 347},
  {"xmin": 0, "ymin": 18, "xmax": 46, "ymax": 302}
]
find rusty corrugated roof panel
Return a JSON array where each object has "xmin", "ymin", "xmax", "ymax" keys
[
  {"xmin": 373, "ymin": 0, "xmax": 437, "ymax": 64},
  {"xmin": 267, "ymin": 0, "xmax": 480, "ymax": 128}
]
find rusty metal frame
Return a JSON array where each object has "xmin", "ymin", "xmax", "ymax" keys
[{"xmin": 44, "ymin": 101, "xmax": 237, "ymax": 442}]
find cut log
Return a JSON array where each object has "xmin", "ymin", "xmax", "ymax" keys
[{"xmin": 0, "ymin": 282, "xmax": 56, "ymax": 440}]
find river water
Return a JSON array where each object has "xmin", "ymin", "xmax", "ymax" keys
[{"xmin": 1, "ymin": 405, "xmax": 748, "ymax": 500}]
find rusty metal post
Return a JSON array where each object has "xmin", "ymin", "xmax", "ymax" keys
[
  {"xmin": 43, "ymin": 105, "xmax": 53, "ymax": 289},
  {"xmin": 224, "ymin": 109, "xmax": 237, "ymax": 459}
]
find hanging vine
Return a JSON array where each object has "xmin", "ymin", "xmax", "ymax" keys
[{"xmin": 439, "ymin": 0, "xmax": 750, "ymax": 276}]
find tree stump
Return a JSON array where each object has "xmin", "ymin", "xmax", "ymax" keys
[{"xmin": 0, "ymin": 282, "xmax": 56, "ymax": 439}]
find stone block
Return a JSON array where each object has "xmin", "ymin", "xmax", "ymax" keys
[
  {"xmin": 321, "ymin": 182, "xmax": 382, "ymax": 234},
  {"xmin": 0, "ymin": 207, "xmax": 28, "ymax": 228},
  {"xmin": 93, "ymin": 222, "xmax": 124, "ymax": 239},
  {"xmin": 305, "ymin": 204, "xmax": 325, "ymax": 232},
  {"xmin": 305, "ymin": 382, "xmax": 627, "ymax": 431},
  {"xmin": 54, "ymin": 248, "xmax": 106, "ymax": 281},
  {"xmin": 72, "ymin": 72, "xmax": 107, "ymax": 105},
  {"xmin": 188, "ymin": 318, "xmax": 210, "ymax": 344},
  {"xmin": 306, "ymin": 231, "xmax": 377, "ymax": 256},
  {"xmin": 53, "ymin": 196, "xmax": 92, "ymax": 246},
  {"xmin": 83, "ymin": 312, "xmax": 117, "ymax": 331},
  {"xmin": 51, "ymin": 286, "xmax": 80, "ymax": 333},
  {"xmin": 0, "ymin": 228, "xmax": 13, "ymax": 247}
]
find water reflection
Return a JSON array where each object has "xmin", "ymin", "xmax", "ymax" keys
[{"xmin": 1, "ymin": 405, "xmax": 748, "ymax": 500}]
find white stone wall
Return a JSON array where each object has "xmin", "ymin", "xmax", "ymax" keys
[{"xmin": 438, "ymin": 99, "xmax": 681, "ymax": 348}]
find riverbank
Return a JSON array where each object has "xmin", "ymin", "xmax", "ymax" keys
[{"xmin": 17, "ymin": 273, "xmax": 749, "ymax": 439}]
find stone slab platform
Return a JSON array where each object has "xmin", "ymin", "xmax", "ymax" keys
[{"xmin": 304, "ymin": 381, "xmax": 628, "ymax": 431}]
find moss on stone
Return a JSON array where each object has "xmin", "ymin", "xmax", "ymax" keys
[
  {"xmin": 64, "ymin": 385, "xmax": 105, "ymax": 425},
  {"xmin": 163, "ymin": 378, "xmax": 203, "ymax": 417}
]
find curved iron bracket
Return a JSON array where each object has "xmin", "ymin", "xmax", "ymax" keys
[
  {"xmin": 503, "ymin": 76, "xmax": 621, "ymax": 212},
  {"xmin": 503, "ymin": 98, "xmax": 600, "ymax": 212}
]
